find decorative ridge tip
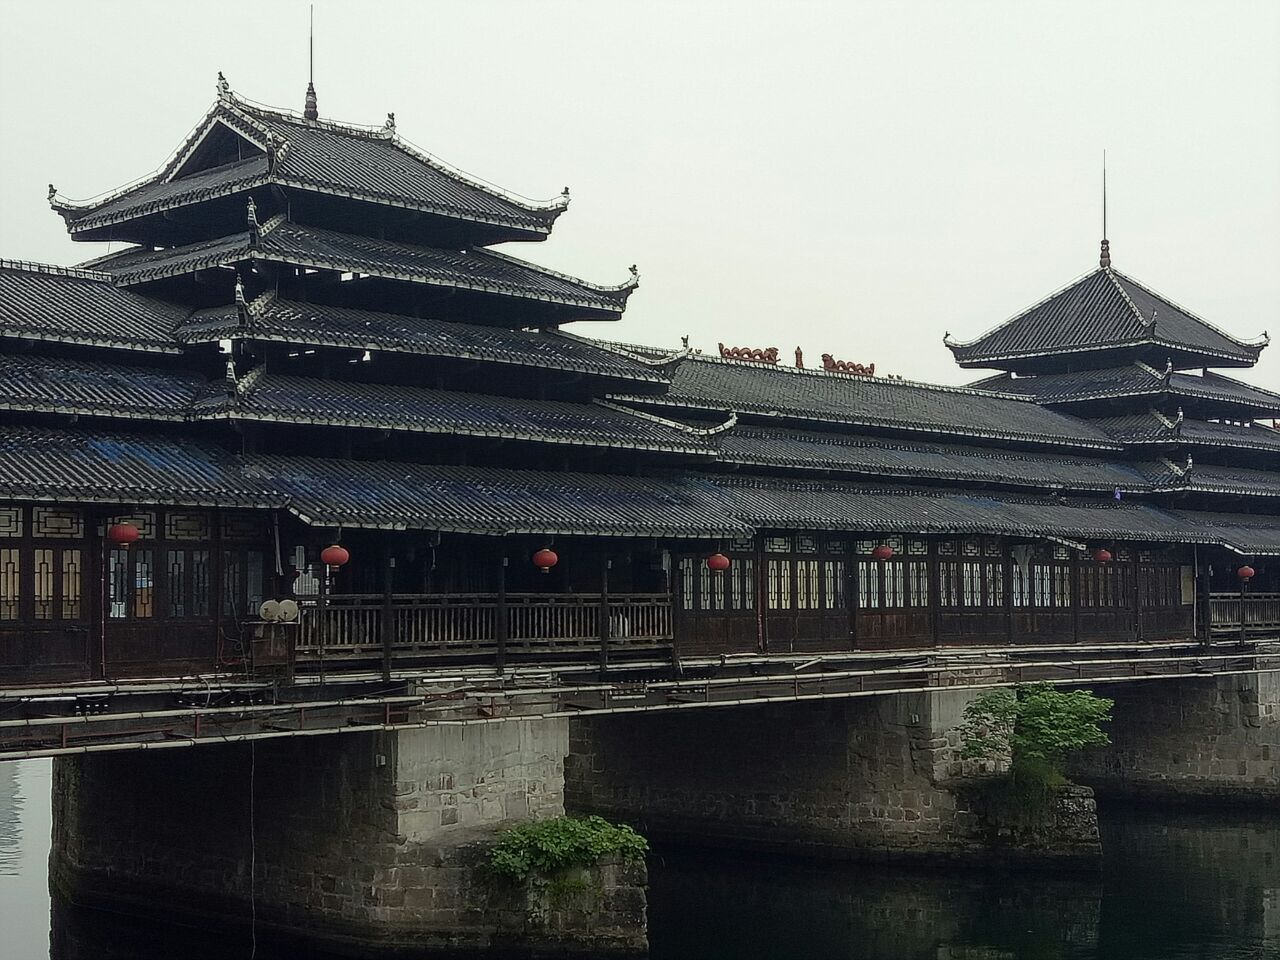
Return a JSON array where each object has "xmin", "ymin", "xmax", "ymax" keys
[
  {"xmin": 216, "ymin": 71, "xmax": 231, "ymax": 100},
  {"xmin": 1099, "ymin": 238, "xmax": 1111, "ymax": 269},
  {"xmin": 303, "ymin": 80, "xmax": 319, "ymax": 121}
]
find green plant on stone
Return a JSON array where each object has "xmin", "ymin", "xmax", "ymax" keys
[
  {"xmin": 487, "ymin": 815, "xmax": 648, "ymax": 884},
  {"xmin": 958, "ymin": 683, "xmax": 1113, "ymax": 826}
]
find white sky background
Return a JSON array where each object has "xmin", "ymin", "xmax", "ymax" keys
[{"xmin": 1, "ymin": 0, "xmax": 1277, "ymax": 390}]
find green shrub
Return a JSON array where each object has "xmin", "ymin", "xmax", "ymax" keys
[
  {"xmin": 959, "ymin": 683, "xmax": 1113, "ymax": 831},
  {"xmin": 959, "ymin": 682, "xmax": 1113, "ymax": 778},
  {"xmin": 487, "ymin": 815, "xmax": 648, "ymax": 883}
]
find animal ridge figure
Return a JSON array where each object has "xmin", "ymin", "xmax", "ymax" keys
[
  {"xmin": 718, "ymin": 343, "xmax": 779, "ymax": 364},
  {"xmin": 821, "ymin": 354, "xmax": 876, "ymax": 376}
]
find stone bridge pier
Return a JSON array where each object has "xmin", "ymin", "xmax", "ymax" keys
[
  {"xmin": 1072, "ymin": 674, "xmax": 1280, "ymax": 803},
  {"xmin": 50, "ymin": 721, "xmax": 646, "ymax": 956},
  {"xmin": 566, "ymin": 691, "xmax": 1100, "ymax": 865}
]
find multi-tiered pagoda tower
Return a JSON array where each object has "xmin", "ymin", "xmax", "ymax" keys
[{"xmin": 949, "ymin": 241, "xmax": 1279, "ymax": 598}]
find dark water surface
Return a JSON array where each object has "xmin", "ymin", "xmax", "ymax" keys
[{"xmin": 3, "ymin": 758, "xmax": 1279, "ymax": 959}]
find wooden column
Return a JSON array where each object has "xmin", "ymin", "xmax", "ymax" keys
[
  {"xmin": 1070, "ymin": 552, "xmax": 1081, "ymax": 643},
  {"xmin": 496, "ymin": 554, "xmax": 508, "ymax": 674},
  {"xmin": 755, "ymin": 534, "xmax": 767, "ymax": 654},
  {"xmin": 927, "ymin": 540, "xmax": 942, "ymax": 646},
  {"xmin": 847, "ymin": 544, "xmax": 859, "ymax": 651},
  {"xmin": 599, "ymin": 557, "xmax": 611, "ymax": 679},
  {"xmin": 1131, "ymin": 550, "xmax": 1143, "ymax": 641},
  {"xmin": 381, "ymin": 554, "xmax": 395, "ymax": 682},
  {"xmin": 1002, "ymin": 544, "xmax": 1014, "ymax": 646}
]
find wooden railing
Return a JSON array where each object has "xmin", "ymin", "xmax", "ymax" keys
[
  {"xmin": 1209, "ymin": 592, "xmax": 1280, "ymax": 636},
  {"xmin": 295, "ymin": 592, "xmax": 673, "ymax": 658}
]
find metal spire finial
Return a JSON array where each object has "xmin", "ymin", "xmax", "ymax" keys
[
  {"xmin": 1099, "ymin": 150, "xmax": 1111, "ymax": 268},
  {"xmin": 303, "ymin": 5, "xmax": 318, "ymax": 120}
]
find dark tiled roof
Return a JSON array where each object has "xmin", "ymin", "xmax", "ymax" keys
[
  {"xmin": 717, "ymin": 426, "xmax": 1148, "ymax": 492},
  {"xmin": 216, "ymin": 372, "xmax": 711, "ymax": 455},
  {"xmin": 1165, "ymin": 509, "xmax": 1280, "ymax": 556},
  {"xmin": 1093, "ymin": 413, "xmax": 1280, "ymax": 453},
  {"xmin": 615, "ymin": 355, "xmax": 1118, "ymax": 450},
  {"xmin": 88, "ymin": 220, "xmax": 635, "ymax": 316},
  {"xmin": 1175, "ymin": 463, "xmax": 1280, "ymax": 498},
  {"xmin": 0, "ymin": 260, "xmax": 184, "ymax": 353},
  {"xmin": 0, "ymin": 354, "xmax": 205, "ymax": 421},
  {"xmin": 256, "ymin": 111, "xmax": 559, "ymax": 234},
  {"xmin": 80, "ymin": 231, "xmax": 252, "ymax": 280},
  {"xmin": 969, "ymin": 366, "xmax": 1161, "ymax": 403},
  {"xmin": 0, "ymin": 426, "xmax": 276, "ymax": 507},
  {"xmin": 948, "ymin": 268, "xmax": 1265, "ymax": 367},
  {"xmin": 691, "ymin": 474, "xmax": 1222, "ymax": 545},
  {"xmin": 58, "ymin": 158, "xmax": 270, "ymax": 233},
  {"xmin": 244, "ymin": 457, "xmax": 749, "ymax": 538},
  {"xmin": 974, "ymin": 365, "xmax": 1280, "ymax": 415},
  {"xmin": 175, "ymin": 298, "xmax": 666, "ymax": 384},
  {"xmin": 56, "ymin": 97, "xmax": 564, "ymax": 240}
]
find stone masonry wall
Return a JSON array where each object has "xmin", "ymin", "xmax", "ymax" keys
[
  {"xmin": 566, "ymin": 692, "xmax": 1099, "ymax": 864},
  {"xmin": 52, "ymin": 720, "xmax": 647, "ymax": 956},
  {"xmin": 1072, "ymin": 674, "xmax": 1280, "ymax": 803}
]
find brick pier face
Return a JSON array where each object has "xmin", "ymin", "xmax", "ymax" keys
[
  {"xmin": 1073, "ymin": 675, "xmax": 1280, "ymax": 803},
  {"xmin": 50, "ymin": 722, "xmax": 647, "ymax": 956},
  {"xmin": 566, "ymin": 692, "xmax": 1100, "ymax": 864}
]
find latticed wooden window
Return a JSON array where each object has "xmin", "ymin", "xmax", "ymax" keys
[
  {"xmin": 824, "ymin": 560, "xmax": 846, "ymax": 609},
  {"xmin": 909, "ymin": 561, "xmax": 930, "ymax": 607},
  {"xmin": 0, "ymin": 548, "xmax": 20, "ymax": 620},
  {"xmin": 767, "ymin": 559, "xmax": 791, "ymax": 609},
  {"xmin": 858, "ymin": 560, "xmax": 881, "ymax": 609}
]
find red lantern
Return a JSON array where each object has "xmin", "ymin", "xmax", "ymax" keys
[
  {"xmin": 320, "ymin": 544, "xmax": 350, "ymax": 568},
  {"xmin": 1093, "ymin": 549, "xmax": 1113, "ymax": 564},
  {"xmin": 1237, "ymin": 565, "xmax": 1256, "ymax": 582},
  {"xmin": 107, "ymin": 522, "xmax": 140, "ymax": 545},
  {"xmin": 707, "ymin": 552, "xmax": 730, "ymax": 572},
  {"xmin": 871, "ymin": 544, "xmax": 894, "ymax": 561},
  {"xmin": 533, "ymin": 548, "xmax": 559, "ymax": 573}
]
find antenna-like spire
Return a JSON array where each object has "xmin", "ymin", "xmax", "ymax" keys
[
  {"xmin": 303, "ymin": 4, "xmax": 318, "ymax": 121},
  {"xmin": 1099, "ymin": 149, "xmax": 1111, "ymax": 268}
]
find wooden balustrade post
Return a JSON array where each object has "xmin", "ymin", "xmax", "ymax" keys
[
  {"xmin": 1241, "ymin": 576, "xmax": 1248, "ymax": 643},
  {"xmin": 599, "ymin": 557, "xmax": 611, "ymax": 679},
  {"xmin": 317, "ymin": 561, "xmax": 328, "ymax": 687},
  {"xmin": 496, "ymin": 554, "xmax": 508, "ymax": 674},
  {"xmin": 381, "ymin": 555, "xmax": 395, "ymax": 682},
  {"xmin": 1199, "ymin": 555, "xmax": 1211, "ymax": 645}
]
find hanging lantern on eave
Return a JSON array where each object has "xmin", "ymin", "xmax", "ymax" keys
[
  {"xmin": 1237, "ymin": 565, "xmax": 1256, "ymax": 582},
  {"xmin": 1092, "ymin": 548, "xmax": 1113, "ymax": 564},
  {"xmin": 321, "ymin": 543, "xmax": 350, "ymax": 568},
  {"xmin": 107, "ymin": 522, "xmax": 140, "ymax": 545},
  {"xmin": 706, "ymin": 552, "xmax": 730, "ymax": 571},
  {"xmin": 533, "ymin": 548, "xmax": 559, "ymax": 574},
  {"xmin": 871, "ymin": 544, "xmax": 894, "ymax": 561}
]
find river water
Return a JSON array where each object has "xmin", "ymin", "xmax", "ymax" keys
[{"xmin": 3, "ymin": 758, "xmax": 1279, "ymax": 959}]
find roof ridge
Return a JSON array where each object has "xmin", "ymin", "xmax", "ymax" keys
[
  {"xmin": 944, "ymin": 266, "xmax": 1102, "ymax": 350},
  {"xmin": 1101, "ymin": 267, "xmax": 1152, "ymax": 332},
  {"xmin": 557, "ymin": 331, "xmax": 687, "ymax": 366},
  {"xmin": 1111, "ymin": 267, "xmax": 1270, "ymax": 352},
  {"xmin": 479, "ymin": 247, "xmax": 640, "ymax": 295},
  {"xmin": 681, "ymin": 350, "xmax": 1036, "ymax": 401},
  {"xmin": 231, "ymin": 95, "xmax": 569, "ymax": 214},
  {"xmin": 0, "ymin": 258, "xmax": 112, "ymax": 282},
  {"xmin": 50, "ymin": 99, "xmax": 228, "ymax": 211},
  {"xmin": 594, "ymin": 399, "xmax": 735, "ymax": 437}
]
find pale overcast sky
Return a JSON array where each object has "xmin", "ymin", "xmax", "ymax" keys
[{"xmin": 1, "ymin": 0, "xmax": 1276, "ymax": 389}]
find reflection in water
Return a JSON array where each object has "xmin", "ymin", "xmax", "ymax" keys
[
  {"xmin": 648, "ymin": 805, "xmax": 1280, "ymax": 960},
  {"xmin": 1, "ymin": 760, "xmax": 53, "ymax": 960},
  {"xmin": 0, "ymin": 758, "xmax": 1275, "ymax": 960}
]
